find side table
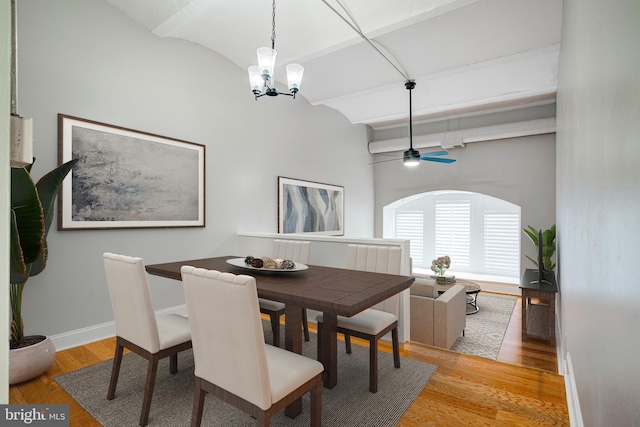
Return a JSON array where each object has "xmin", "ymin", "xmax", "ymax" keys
[
  {"xmin": 520, "ymin": 269, "xmax": 558, "ymax": 345},
  {"xmin": 437, "ymin": 280, "xmax": 482, "ymax": 314}
]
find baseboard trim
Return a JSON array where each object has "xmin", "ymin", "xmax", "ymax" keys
[
  {"xmin": 564, "ymin": 352, "xmax": 584, "ymax": 427},
  {"xmin": 49, "ymin": 305, "xmax": 188, "ymax": 351}
]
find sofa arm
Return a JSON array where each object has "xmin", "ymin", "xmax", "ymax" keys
[
  {"xmin": 409, "ymin": 293, "xmax": 435, "ymax": 346},
  {"xmin": 433, "ymin": 284, "xmax": 467, "ymax": 349}
]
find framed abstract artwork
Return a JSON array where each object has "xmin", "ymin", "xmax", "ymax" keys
[
  {"xmin": 58, "ymin": 114, "xmax": 205, "ymax": 230},
  {"xmin": 278, "ymin": 177, "xmax": 344, "ymax": 235}
]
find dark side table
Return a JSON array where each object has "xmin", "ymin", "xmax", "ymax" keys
[{"xmin": 520, "ymin": 269, "xmax": 558, "ymax": 345}]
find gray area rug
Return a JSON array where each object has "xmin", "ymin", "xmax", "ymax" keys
[
  {"xmin": 450, "ymin": 293, "xmax": 517, "ymax": 360},
  {"xmin": 54, "ymin": 321, "xmax": 436, "ymax": 426}
]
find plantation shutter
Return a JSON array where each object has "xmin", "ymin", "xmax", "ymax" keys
[
  {"xmin": 395, "ymin": 211, "xmax": 424, "ymax": 265},
  {"xmin": 435, "ymin": 201, "xmax": 470, "ymax": 269},
  {"xmin": 483, "ymin": 211, "xmax": 520, "ymax": 276}
]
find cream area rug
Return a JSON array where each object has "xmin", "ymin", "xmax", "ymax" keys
[{"xmin": 450, "ymin": 293, "xmax": 517, "ymax": 360}]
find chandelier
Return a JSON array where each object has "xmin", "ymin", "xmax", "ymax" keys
[{"xmin": 248, "ymin": 0, "xmax": 304, "ymax": 100}]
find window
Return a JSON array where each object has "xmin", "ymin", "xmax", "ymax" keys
[
  {"xmin": 395, "ymin": 211, "xmax": 424, "ymax": 265},
  {"xmin": 435, "ymin": 201, "xmax": 470, "ymax": 270},
  {"xmin": 383, "ymin": 191, "xmax": 521, "ymax": 281},
  {"xmin": 483, "ymin": 212, "xmax": 520, "ymax": 276}
]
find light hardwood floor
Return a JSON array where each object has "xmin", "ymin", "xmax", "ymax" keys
[{"xmin": 9, "ymin": 294, "xmax": 568, "ymax": 426}]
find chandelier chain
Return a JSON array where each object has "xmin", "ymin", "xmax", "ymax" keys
[{"xmin": 271, "ymin": 0, "xmax": 276, "ymax": 49}]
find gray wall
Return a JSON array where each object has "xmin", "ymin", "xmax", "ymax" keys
[
  {"xmin": 556, "ymin": 0, "xmax": 640, "ymax": 425},
  {"xmin": 15, "ymin": 0, "xmax": 374, "ymax": 339},
  {"xmin": 1, "ymin": 0, "xmax": 11, "ymax": 401},
  {"xmin": 373, "ymin": 133, "xmax": 557, "ymax": 274}
]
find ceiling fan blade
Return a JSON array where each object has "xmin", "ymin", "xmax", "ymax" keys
[
  {"xmin": 421, "ymin": 157, "xmax": 457, "ymax": 163},
  {"xmin": 421, "ymin": 150, "xmax": 449, "ymax": 157}
]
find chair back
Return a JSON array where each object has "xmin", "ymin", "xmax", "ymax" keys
[
  {"xmin": 272, "ymin": 239, "xmax": 311, "ymax": 263},
  {"xmin": 181, "ymin": 266, "xmax": 272, "ymax": 410},
  {"xmin": 103, "ymin": 253, "xmax": 160, "ymax": 353},
  {"xmin": 346, "ymin": 244, "xmax": 402, "ymax": 316}
]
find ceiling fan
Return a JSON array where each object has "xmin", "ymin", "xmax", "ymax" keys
[
  {"xmin": 372, "ymin": 81, "xmax": 457, "ymax": 167},
  {"xmin": 403, "ymin": 81, "xmax": 456, "ymax": 167}
]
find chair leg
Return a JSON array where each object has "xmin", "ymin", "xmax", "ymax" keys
[
  {"xmin": 169, "ymin": 353, "xmax": 178, "ymax": 374},
  {"xmin": 344, "ymin": 334, "xmax": 352, "ymax": 354},
  {"xmin": 139, "ymin": 355, "xmax": 160, "ymax": 426},
  {"xmin": 107, "ymin": 342, "xmax": 124, "ymax": 400},
  {"xmin": 310, "ymin": 379, "xmax": 322, "ymax": 427},
  {"xmin": 302, "ymin": 308, "xmax": 310, "ymax": 342},
  {"xmin": 392, "ymin": 327, "xmax": 401, "ymax": 369},
  {"xmin": 369, "ymin": 337, "xmax": 378, "ymax": 393},
  {"xmin": 270, "ymin": 314, "xmax": 281, "ymax": 347},
  {"xmin": 258, "ymin": 412, "xmax": 270, "ymax": 427},
  {"xmin": 191, "ymin": 378, "xmax": 206, "ymax": 427}
]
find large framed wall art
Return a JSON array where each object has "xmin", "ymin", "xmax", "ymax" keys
[
  {"xmin": 58, "ymin": 114, "xmax": 205, "ymax": 230},
  {"xmin": 278, "ymin": 177, "xmax": 344, "ymax": 235}
]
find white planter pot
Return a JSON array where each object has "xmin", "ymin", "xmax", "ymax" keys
[{"xmin": 9, "ymin": 336, "xmax": 56, "ymax": 385}]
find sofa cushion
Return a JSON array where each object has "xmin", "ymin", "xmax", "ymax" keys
[{"xmin": 410, "ymin": 277, "xmax": 438, "ymax": 298}]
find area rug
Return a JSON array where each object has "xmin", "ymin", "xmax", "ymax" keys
[
  {"xmin": 450, "ymin": 293, "xmax": 517, "ymax": 360},
  {"xmin": 54, "ymin": 321, "xmax": 436, "ymax": 426}
]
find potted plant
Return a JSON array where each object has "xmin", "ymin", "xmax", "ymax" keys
[
  {"xmin": 431, "ymin": 255, "xmax": 451, "ymax": 284},
  {"xmin": 523, "ymin": 224, "xmax": 556, "ymax": 271},
  {"xmin": 9, "ymin": 158, "xmax": 77, "ymax": 384}
]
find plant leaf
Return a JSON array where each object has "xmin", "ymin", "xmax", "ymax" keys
[
  {"xmin": 9, "ymin": 210, "xmax": 28, "ymax": 284},
  {"xmin": 36, "ymin": 158, "xmax": 79, "ymax": 240},
  {"xmin": 29, "ymin": 159, "xmax": 78, "ymax": 278},
  {"xmin": 11, "ymin": 167, "xmax": 44, "ymax": 265}
]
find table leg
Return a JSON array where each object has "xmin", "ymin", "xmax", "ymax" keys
[
  {"xmin": 318, "ymin": 312, "xmax": 338, "ymax": 389},
  {"xmin": 521, "ymin": 290, "xmax": 528, "ymax": 341},
  {"xmin": 284, "ymin": 304, "xmax": 303, "ymax": 418},
  {"xmin": 549, "ymin": 293, "xmax": 556, "ymax": 346}
]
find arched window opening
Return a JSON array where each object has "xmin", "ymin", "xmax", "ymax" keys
[{"xmin": 383, "ymin": 190, "xmax": 521, "ymax": 283}]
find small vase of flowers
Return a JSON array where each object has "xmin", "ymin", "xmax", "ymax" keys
[{"xmin": 431, "ymin": 256, "xmax": 451, "ymax": 284}]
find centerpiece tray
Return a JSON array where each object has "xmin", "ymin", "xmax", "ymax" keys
[{"xmin": 226, "ymin": 258, "xmax": 308, "ymax": 272}]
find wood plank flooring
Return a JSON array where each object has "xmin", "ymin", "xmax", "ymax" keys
[{"xmin": 9, "ymin": 295, "xmax": 568, "ymax": 426}]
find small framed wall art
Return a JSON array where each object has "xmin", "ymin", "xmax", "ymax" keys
[
  {"xmin": 58, "ymin": 114, "xmax": 205, "ymax": 230},
  {"xmin": 278, "ymin": 176, "xmax": 344, "ymax": 235}
]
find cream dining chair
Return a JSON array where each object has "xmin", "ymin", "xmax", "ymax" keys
[
  {"xmin": 315, "ymin": 244, "xmax": 402, "ymax": 393},
  {"xmin": 181, "ymin": 266, "xmax": 323, "ymax": 427},
  {"xmin": 103, "ymin": 253, "xmax": 192, "ymax": 427},
  {"xmin": 258, "ymin": 239, "xmax": 311, "ymax": 346}
]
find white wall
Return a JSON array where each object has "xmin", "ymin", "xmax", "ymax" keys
[
  {"xmin": 556, "ymin": 0, "xmax": 640, "ymax": 425},
  {"xmin": 373, "ymin": 134, "xmax": 556, "ymax": 274},
  {"xmin": 14, "ymin": 0, "xmax": 374, "ymax": 343},
  {"xmin": 1, "ymin": 0, "xmax": 11, "ymax": 403}
]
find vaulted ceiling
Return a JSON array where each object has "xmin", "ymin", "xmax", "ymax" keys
[{"xmin": 104, "ymin": 0, "xmax": 562, "ymax": 129}]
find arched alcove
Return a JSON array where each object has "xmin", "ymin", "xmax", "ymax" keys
[{"xmin": 383, "ymin": 190, "xmax": 521, "ymax": 283}]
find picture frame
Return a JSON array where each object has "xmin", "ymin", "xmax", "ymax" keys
[
  {"xmin": 58, "ymin": 114, "xmax": 205, "ymax": 230},
  {"xmin": 278, "ymin": 177, "xmax": 344, "ymax": 235}
]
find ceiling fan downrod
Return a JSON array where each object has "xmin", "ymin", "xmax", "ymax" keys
[{"xmin": 403, "ymin": 81, "xmax": 420, "ymax": 166}]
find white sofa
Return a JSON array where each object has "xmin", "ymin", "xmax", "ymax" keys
[{"xmin": 409, "ymin": 277, "xmax": 467, "ymax": 349}]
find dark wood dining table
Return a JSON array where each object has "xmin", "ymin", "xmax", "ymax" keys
[{"xmin": 145, "ymin": 255, "xmax": 414, "ymax": 417}]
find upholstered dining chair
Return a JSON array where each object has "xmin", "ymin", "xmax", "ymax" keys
[
  {"xmin": 259, "ymin": 239, "xmax": 311, "ymax": 346},
  {"xmin": 181, "ymin": 266, "xmax": 323, "ymax": 427},
  {"xmin": 316, "ymin": 244, "xmax": 402, "ymax": 393},
  {"xmin": 103, "ymin": 253, "xmax": 192, "ymax": 427}
]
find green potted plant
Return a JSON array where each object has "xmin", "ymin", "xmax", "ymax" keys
[
  {"xmin": 431, "ymin": 255, "xmax": 451, "ymax": 284},
  {"xmin": 523, "ymin": 224, "xmax": 556, "ymax": 271},
  {"xmin": 9, "ymin": 158, "xmax": 77, "ymax": 384}
]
